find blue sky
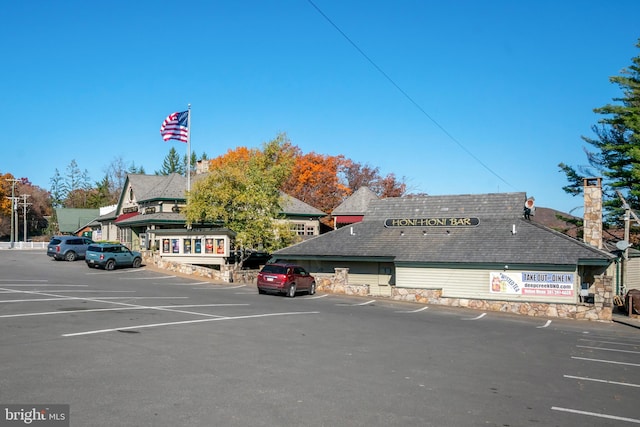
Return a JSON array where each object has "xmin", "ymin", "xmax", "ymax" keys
[{"xmin": 2, "ymin": 1, "xmax": 639, "ymax": 216}]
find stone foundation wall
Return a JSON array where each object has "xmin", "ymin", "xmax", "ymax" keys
[
  {"xmin": 315, "ymin": 268, "xmax": 369, "ymax": 296},
  {"xmin": 390, "ymin": 287, "xmax": 611, "ymax": 321},
  {"xmin": 144, "ymin": 253, "xmax": 226, "ymax": 281},
  {"xmin": 142, "ymin": 256, "xmax": 613, "ymax": 321}
]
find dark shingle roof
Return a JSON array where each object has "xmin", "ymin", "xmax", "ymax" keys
[
  {"xmin": 332, "ymin": 186, "xmax": 379, "ymax": 215},
  {"xmin": 128, "ymin": 173, "xmax": 187, "ymax": 202},
  {"xmin": 280, "ymin": 192, "xmax": 326, "ymax": 217},
  {"xmin": 274, "ymin": 193, "xmax": 615, "ymax": 266}
]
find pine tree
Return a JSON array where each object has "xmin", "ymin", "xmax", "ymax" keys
[
  {"xmin": 156, "ymin": 147, "xmax": 185, "ymax": 175},
  {"xmin": 560, "ymin": 38, "xmax": 640, "ymax": 222}
]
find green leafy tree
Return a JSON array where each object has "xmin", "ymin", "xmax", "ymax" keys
[
  {"xmin": 184, "ymin": 134, "xmax": 296, "ymax": 255},
  {"xmin": 559, "ymin": 38, "xmax": 640, "ymax": 223},
  {"xmin": 156, "ymin": 147, "xmax": 185, "ymax": 176}
]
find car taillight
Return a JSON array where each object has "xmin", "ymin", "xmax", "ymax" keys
[
  {"xmin": 56, "ymin": 246, "xmax": 60, "ymax": 253},
  {"xmin": 100, "ymin": 254, "xmax": 104, "ymax": 260}
]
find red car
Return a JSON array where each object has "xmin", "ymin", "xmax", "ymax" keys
[{"xmin": 257, "ymin": 263, "xmax": 316, "ymax": 297}]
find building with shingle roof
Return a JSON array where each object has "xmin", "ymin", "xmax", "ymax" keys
[
  {"xmin": 272, "ymin": 192, "xmax": 616, "ymax": 315},
  {"xmin": 93, "ymin": 173, "xmax": 327, "ymax": 252},
  {"xmin": 54, "ymin": 208, "xmax": 100, "ymax": 235},
  {"xmin": 331, "ymin": 186, "xmax": 378, "ymax": 228}
]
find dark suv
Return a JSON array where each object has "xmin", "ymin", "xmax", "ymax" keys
[
  {"xmin": 47, "ymin": 236, "xmax": 94, "ymax": 261},
  {"xmin": 257, "ymin": 263, "xmax": 316, "ymax": 297}
]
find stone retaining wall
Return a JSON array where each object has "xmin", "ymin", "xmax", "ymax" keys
[{"xmin": 142, "ymin": 256, "xmax": 614, "ymax": 321}]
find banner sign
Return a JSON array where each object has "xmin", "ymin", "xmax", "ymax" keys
[{"xmin": 490, "ymin": 271, "xmax": 574, "ymax": 297}]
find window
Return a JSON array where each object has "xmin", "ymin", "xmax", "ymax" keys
[
  {"xmin": 290, "ymin": 223, "xmax": 305, "ymax": 236},
  {"xmin": 305, "ymin": 226, "xmax": 315, "ymax": 236},
  {"xmin": 119, "ymin": 228, "xmax": 132, "ymax": 246},
  {"xmin": 184, "ymin": 239, "xmax": 192, "ymax": 254}
]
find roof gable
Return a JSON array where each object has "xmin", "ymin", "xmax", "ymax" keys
[
  {"xmin": 280, "ymin": 192, "xmax": 326, "ymax": 217},
  {"xmin": 332, "ymin": 186, "xmax": 379, "ymax": 215},
  {"xmin": 55, "ymin": 208, "xmax": 100, "ymax": 234}
]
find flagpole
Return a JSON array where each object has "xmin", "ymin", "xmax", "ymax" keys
[{"xmin": 187, "ymin": 104, "xmax": 191, "ymax": 193}]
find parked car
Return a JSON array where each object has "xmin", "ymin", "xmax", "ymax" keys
[
  {"xmin": 47, "ymin": 236, "xmax": 94, "ymax": 261},
  {"xmin": 85, "ymin": 243, "xmax": 142, "ymax": 270},
  {"xmin": 257, "ymin": 263, "xmax": 316, "ymax": 297}
]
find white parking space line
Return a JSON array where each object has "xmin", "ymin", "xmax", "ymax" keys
[
  {"xmin": 20, "ymin": 290, "xmax": 136, "ymax": 293},
  {"xmin": 537, "ymin": 320, "xmax": 552, "ymax": 328},
  {"xmin": 337, "ymin": 300, "xmax": 376, "ymax": 306},
  {"xmin": 577, "ymin": 345, "xmax": 640, "ymax": 355},
  {"xmin": 0, "ymin": 284, "xmax": 88, "ymax": 287},
  {"xmin": 194, "ymin": 285, "xmax": 246, "ymax": 290},
  {"xmin": 85, "ymin": 268, "xmax": 148, "ymax": 275},
  {"xmin": 122, "ymin": 275, "xmax": 177, "ymax": 280},
  {"xmin": 0, "ymin": 304, "xmax": 250, "ymax": 319},
  {"xmin": 579, "ymin": 339, "xmax": 640, "ymax": 347},
  {"xmin": 62, "ymin": 311, "xmax": 320, "ymax": 337},
  {"xmin": 462, "ymin": 313, "xmax": 487, "ymax": 320},
  {"xmin": 0, "ymin": 279, "xmax": 48, "ymax": 282},
  {"xmin": 0, "ymin": 296, "xmax": 191, "ymax": 304},
  {"xmin": 395, "ymin": 306, "xmax": 428, "ymax": 313},
  {"xmin": 0, "ymin": 287, "xmax": 221, "ymax": 318},
  {"xmin": 0, "ymin": 297, "xmax": 97, "ymax": 303},
  {"xmin": 551, "ymin": 406, "xmax": 640, "ymax": 424},
  {"xmin": 306, "ymin": 294, "xmax": 329, "ymax": 300},
  {"xmin": 572, "ymin": 356, "xmax": 640, "ymax": 367},
  {"xmin": 564, "ymin": 375, "xmax": 640, "ymax": 388}
]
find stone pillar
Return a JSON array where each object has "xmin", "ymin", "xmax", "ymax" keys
[{"xmin": 583, "ymin": 177, "xmax": 603, "ymax": 249}]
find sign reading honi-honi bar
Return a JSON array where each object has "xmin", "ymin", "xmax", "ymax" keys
[{"xmin": 384, "ymin": 217, "xmax": 480, "ymax": 227}]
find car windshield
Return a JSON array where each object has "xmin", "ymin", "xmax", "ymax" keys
[
  {"xmin": 261, "ymin": 265, "xmax": 287, "ymax": 274},
  {"xmin": 87, "ymin": 245, "xmax": 103, "ymax": 252},
  {"xmin": 49, "ymin": 239, "xmax": 61, "ymax": 245}
]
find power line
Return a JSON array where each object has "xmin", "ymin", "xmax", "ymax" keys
[{"xmin": 307, "ymin": 0, "xmax": 514, "ymax": 190}]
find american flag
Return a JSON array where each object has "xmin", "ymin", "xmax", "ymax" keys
[{"xmin": 160, "ymin": 111, "xmax": 189, "ymax": 143}]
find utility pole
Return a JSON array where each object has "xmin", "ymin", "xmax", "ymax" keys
[
  {"xmin": 20, "ymin": 194, "xmax": 31, "ymax": 243},
  {"xmin": 5, "ymin": 178, "xmax": 19, "ymax": 249}
]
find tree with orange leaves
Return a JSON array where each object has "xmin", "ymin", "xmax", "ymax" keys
[{"xmin": 281, "ymin": 152, "xmax": 351, "ymax": 214}]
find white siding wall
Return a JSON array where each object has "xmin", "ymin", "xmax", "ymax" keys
[
  {"xmin": 397, "ymin": 266, "xmax": 577, "ymax": 304},
  {"xmin": 627, "ymin": 258, "xmax": 640, "ymax": 291}
]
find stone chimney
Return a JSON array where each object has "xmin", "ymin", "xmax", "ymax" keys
[{"xmin": 583, "ymin": 177, "xmax": 603, "ymax": 249}]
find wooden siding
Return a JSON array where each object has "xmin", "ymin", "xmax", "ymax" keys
[
  {"xmin": 627, "ymin": 258, "xmax": 640, "ymax": 291},
  {"xmin": 396, "ymin": 266, "xmax": 578, "ymax": 304}
]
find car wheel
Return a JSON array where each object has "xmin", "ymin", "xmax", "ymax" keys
[
  {"xmin": 132, "ymin": 257, "xmax": 142, "ymax": 268},
  {"xmin": 287, "ymin": 283, "xmax": 296, "ymax": 298},
  {"xmin": 258, "ymin": 288, "xmax": 266, "ymax": 295},
  {"xmin": 65, "ymin": 251, "xmax": 77, "ymax": 262},
  {"xmin": 86, "ymin": 263, "xmax": 93, "ymax": 269},
  {"xmin": 309, "ymin": 282, "xmax": 316, "ymax": 295},
  {"xmin": 105, "ymin": 259, "xmax": 116, "ymax": 271}
]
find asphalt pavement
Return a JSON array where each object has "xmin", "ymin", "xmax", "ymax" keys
[{"xmin": 1, "ymin": 250, "xmax": 639, "ymax": 427}]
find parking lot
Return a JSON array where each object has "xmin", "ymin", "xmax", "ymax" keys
[{"xmin": 1, "ymin": 250, "xmax": 639, "ymax": 426}]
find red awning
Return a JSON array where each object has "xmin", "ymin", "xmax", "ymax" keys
[
  {"xmin": 335, "ymin": 215, "xmax": 364, "ymax": 224},
  {"xmin": 115, "ymin": 211, "xmax": 140, "ymax": 223}
]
